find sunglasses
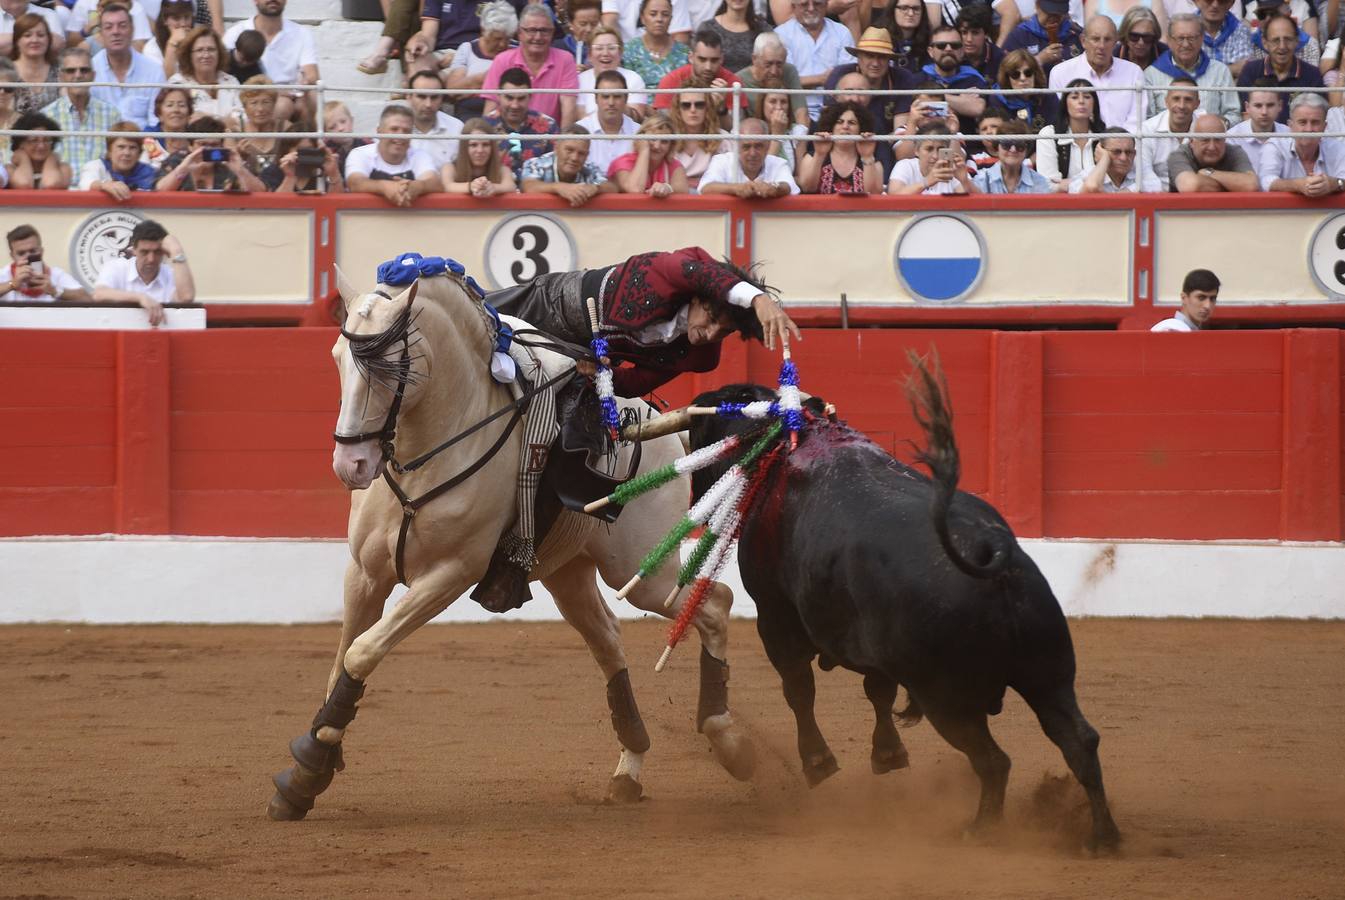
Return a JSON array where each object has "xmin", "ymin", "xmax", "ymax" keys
[
  {"xmin": 680, "ymin": 100, "xmax": 707, "ymax": 109},
  {"xmin": 1008, "ymin": 68, "xmax": 1035, "ymax": 79},
  {"xmin": 999, "ymin": 141, "xmax": 1028, "ymax": 152},
  {"xmin": 931, "ymin": 41, "xmax": 963, "ymax": 50},
  {"xmin": 1127, "ymin": 31, "xmax": 1157, "ymax": 42},
  {"xmin": 61, "ymin": 65, "xmax": 94, "ymax": 74}
]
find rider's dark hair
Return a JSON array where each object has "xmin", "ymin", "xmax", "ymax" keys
[{"xmin": 716, "ymin": 258, "xmax": 772, "ymax": 342}]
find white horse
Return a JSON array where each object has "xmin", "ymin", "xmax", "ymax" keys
[{"xmin": 267, "ymin": 267, "xmax": 755, "ymax": 820}]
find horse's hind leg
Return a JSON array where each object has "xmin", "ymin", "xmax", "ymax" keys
[
  {"xmin": 268, "ymin": 560, "xmax": 470, "ymax": 821},
  {"xmin": 543, "ymin": 556, "xmax": 649, "ymax": 803},
  {"xmin": 863, "ymin": 673, "xmax": 909, "ymax": 774},
  {"xmin": 1022, "ymin": 685, "xmax": 1121, "ymax": 853},
  {"xmin": 617, "ymin": 566, "xmax": 756, "ymax": 782}
]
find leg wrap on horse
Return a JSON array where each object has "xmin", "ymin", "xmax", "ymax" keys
[
  {"xmin": 606, "ymin": 669, "xmax": 651, "ymax": 753},
  {"xmin": 697, "ymin": 647, "xmax": 731, "ymax": 732},
  {"xmin": 310, "ymin": 668, "xmax": 366, "ymax": 736}
]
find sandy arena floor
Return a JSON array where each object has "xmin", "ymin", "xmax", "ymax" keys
[{"xmin": 2, "ymin": 617, "xmax": 1343, "ymax": 899}]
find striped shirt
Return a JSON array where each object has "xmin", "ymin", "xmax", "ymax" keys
[{"xmin": 40, "ymin": 95, "xmax": 122, "ymax": 176}]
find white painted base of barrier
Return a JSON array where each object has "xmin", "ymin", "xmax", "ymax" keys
[{"xmin": 1, "ymin": 536, "xmax": 1341, "ymax": 624}]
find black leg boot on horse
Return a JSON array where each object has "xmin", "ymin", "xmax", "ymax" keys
[
  {"xmin": 471, "ymin": 488, "xmax": 564, "ymax": 613},
  {"xmin": 268, "ymin": 668, "xmax": 365, "ymax": 820}
]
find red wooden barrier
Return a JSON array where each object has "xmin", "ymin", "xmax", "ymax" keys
[{"xmin": 0, "ymin": 328, "xmax": 1340, "ymax": 542}]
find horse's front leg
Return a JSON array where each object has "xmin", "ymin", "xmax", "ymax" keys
[
  {"xmin": 267, "ymin": 559, "xmax": 474, "ymax": 821},
  {"xmin": 543, "ymin": 556, "xmax": 649, "ymax": 803}
]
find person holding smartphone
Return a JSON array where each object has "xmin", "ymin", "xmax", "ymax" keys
[
  {"xmin": 154, "ymin": 115, "xmax": 266, "ymax": 191},
  {"xmin": 887, "ymin": 122, "xmax": 980, "ymax": 194},
  {"xmin": 1, "ymin": 225, "xmax": 92, "ymax": 304}
]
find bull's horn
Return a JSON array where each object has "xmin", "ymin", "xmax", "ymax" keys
[{"xmin": 621, "ymin": 407, "xmax": 694, "ymax": 441}]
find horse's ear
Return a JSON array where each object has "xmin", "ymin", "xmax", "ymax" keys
[
  {"xmin": 405, "ymin": 280, "xmax": 419, "ymax": 307},
  {"xmin": 334, "ymin": 264, "xmax": 359, "ymax": 313}
]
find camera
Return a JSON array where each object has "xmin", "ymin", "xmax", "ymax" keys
[
  {"xmin": 925, "ymin": 101, "xmax": 949, "ymax": 119},
  {"xmin": 295, "ymin": 146, "xmax": 325, "ymax": 173},
  {"xmin": 202, "ymin": 147, "xmax": 229, "ymax": 163}
]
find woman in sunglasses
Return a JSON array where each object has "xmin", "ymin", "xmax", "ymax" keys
[
  {"xmin": 1035, "ymin": 77, "xmax": 1105, "ymax": 185},
  {"xmin": 669, "ymin": 89, "xmax": 725, "ymax": 188},
  {"xmin": 972, "ymin": 118, "xmax": 1053, "ymax": 192},
  {"xmin": 994, "ymin": 48, "xmax": 1058, "ymax": 130},
  {"xmin": 1115, "ymin": 6, "xmax": 1167, "ymax": 69}
]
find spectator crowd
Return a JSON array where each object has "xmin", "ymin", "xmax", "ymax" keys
[{"xmin": 4, "ymin": 0, "xmax": 1345, "ymax": 198}]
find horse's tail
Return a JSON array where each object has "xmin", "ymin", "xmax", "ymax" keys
[{"xmin": 904, "ymin": 350, "xmax": 1014, "ymax": 580}]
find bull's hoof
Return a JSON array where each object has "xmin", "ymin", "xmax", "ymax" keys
[
  {"xmin": 1086, "ymin": 822, "xmax": 1123, "ymax": 856},
  {"xmin": 701, "ymin": 713, "xmax": 756, "ymax": 782},
  {"xmin": 266, "ymin": 790, "xmax": 309, "ymax": 821},
  {"xmin": 802, "ymin": 752, "xmax": 839, "ymax": 787},
  {"xmin": 871, "ymin": 744, "xmax": 910, "ymax": 775},
  {"xmin": 605, "ymin": 774, "xmax": 644, "ymax": 804}
]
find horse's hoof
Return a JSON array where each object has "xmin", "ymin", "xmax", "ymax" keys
[
  {"xmin": 1086, "ymin": 823, "xmax": 1123, "ymax": 856},
  {"xmin": 871, "ymin": 744, "xmax": 910, "ymax": 775},
  {"xmin": 605, "ymin": 774, "xmax": 643, "ymax": 804},
  {"xmin": 267, "ymin": 791, "xmax": 309, "ymax": 821},
  {"xmin": 802, "ymin": 752, "xmax": 839, "ymax": 787},
  {"xmin": 701, "ymin": 714, "xmax": 756, "ymax": 782}
]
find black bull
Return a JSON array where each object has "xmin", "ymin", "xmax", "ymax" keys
[{"xmin": 688, "ymin": 366, "xmax": 1121, "ymax": 852}]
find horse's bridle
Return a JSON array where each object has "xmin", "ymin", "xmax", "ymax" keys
[
  {"xmin": 331, "ymin": 285, "xmax": 580, "ymax": 585},
  {"xmin": 333, "ymin": 290, "xmax": 411, "ymax": 465}
]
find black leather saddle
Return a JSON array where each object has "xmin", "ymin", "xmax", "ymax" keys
[{"xmin": 542, "ymin": 375, "xmax": 641, "ymax": 524}]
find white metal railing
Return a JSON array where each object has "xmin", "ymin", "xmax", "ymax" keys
[{"xmin": 2, "ymin": 78, "xmax": 1340, "ymax": 153}]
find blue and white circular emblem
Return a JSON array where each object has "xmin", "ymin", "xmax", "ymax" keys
[{"xmin": 894, "ymin": 214, "xmax": 986, "ymax": 302}]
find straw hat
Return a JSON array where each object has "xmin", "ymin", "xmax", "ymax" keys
[{"xmin": 846, "ymin": 27, "xmax": 898, "ymax": 59}]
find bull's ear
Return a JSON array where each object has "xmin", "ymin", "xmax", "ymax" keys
[{"xmin": 334, "ymin": 264, "xmax": 359, "ymax": 313}]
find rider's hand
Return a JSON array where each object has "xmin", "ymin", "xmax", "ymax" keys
[{"xmin": 752, "ymin": 294, "xmax": 802, "ymax": 351}]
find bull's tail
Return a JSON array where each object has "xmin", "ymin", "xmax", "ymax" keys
[{"xmin": 904, "ymin": 350, "xmax": 1013, "ymax": 579}]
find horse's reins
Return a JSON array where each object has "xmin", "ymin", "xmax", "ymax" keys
[{"xmin": 334, "ymin": 290, "xmax": 588, "ymax": 586}]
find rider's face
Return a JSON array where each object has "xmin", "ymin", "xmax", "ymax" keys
[{"xmin": 686, "ymin": 298, "xmax": 734, "ymax": 345}]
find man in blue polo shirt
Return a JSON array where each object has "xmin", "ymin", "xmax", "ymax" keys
[
  {"xmin": 1236, "ymin": 13, "xmax": 1324, "ymax": 124},
  {"xmin": 1002, "ymin": 0, "xmax": 1083, "ymax": 78},
  {"xmin": 923, "ymin": 24, "xmax": 987, "ymax": 119},
  {"xmin": 89, "ymin": 4, "xmax": 160, "ymax": 128}
]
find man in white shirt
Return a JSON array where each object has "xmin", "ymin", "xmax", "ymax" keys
[
  {"xmin": 92, "ymin": 219, "xmax": 195, "ymax": 326},
  {"xmin": 775, "ymin": 0, "xmax": 852, "ymax": 119},
  {"xmin": 66, "ymin": 0, "xmax": 151, "ymax": 51},
  {"xmin": 1048, "ymin": 16, "xmax": 1144, "ymax": 132},
  {"xmin": 1070, "ymin": 129, "xmax": 1140, "ymax": 192},
  {"xmin": 576, "ymin": 70, "xmax": 637, "ymax": 176},
  {"xmin": 1258, "ymin": 92, "xmax": 1345, "ymax": 195},
  {"xmin": 407, "ymin": 69, "xmax": 463, "ymax": 172},
  {"xmin": 1227, "ymin": 84, "xmax": 1289, "ymax": 172},
  {"xmin": 90, "ymin": 4, "xmax": 161, "ymax": 127},
  {"xmin": 0, "ymin": 0, "xmax": 65, "ymax": 56},
  {"xmin": 223, "ymin": 0, "xmax": 319, "ymax": 120},
  {"xmin": 1, "ymin": 224, "xmax": 90, "ymax": 304},
  {"xmin": 1138, "ymin": 79, "xmax": 1201, "ymax": 192},
  {"xmin": 699, "ymin": 118, "xmax": 800, "ymax": 196},
  {"xmin": 1152, "ymin": 269, "xmax": 1219, "ymax": 331},
  {"xmin": 345, "ymin": 104, "xmax": 443, "ymax": 207}
]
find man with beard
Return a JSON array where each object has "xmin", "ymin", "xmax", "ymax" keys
[
  {"xmin": 922, "ymin": 24, "xmax": 987, "ymax": 118},
  {"xmin": 822, "ymin": 27, "xmax": 918, "ymax": 132},
  {"xmin": 651, "ymin": 27, "xmax": 746, "ymax": 113}
]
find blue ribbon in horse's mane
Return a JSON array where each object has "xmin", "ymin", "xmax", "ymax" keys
[{"xmin": 376, "ymin": 252, "xmax": 508, "ymax": 354}]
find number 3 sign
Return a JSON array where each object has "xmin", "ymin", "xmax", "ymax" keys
[
  {"xmin": 484, "ymin": 213, "xmax": 577, "ymax": 288},
  {"xmin": 1308, "ymin": 213, "xmax": 1345, "ymax": 299}
]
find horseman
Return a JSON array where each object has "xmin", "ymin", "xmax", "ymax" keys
[{"xmin": 473, "ymin": 245, "xmax": 802, "ymax": 612}]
